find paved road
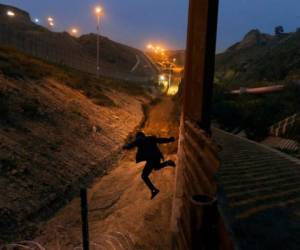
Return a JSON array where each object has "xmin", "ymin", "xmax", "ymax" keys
[{"xmin": 130, "ymin": 54, "xmax": 141, "ymax": 72}]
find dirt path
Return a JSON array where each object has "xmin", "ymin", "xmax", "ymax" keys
[{"xmin": 36, "ymin": 97, "xmax": 178, "ymax": 250}]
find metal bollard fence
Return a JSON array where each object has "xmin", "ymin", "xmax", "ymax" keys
[{"xmin": 80, "ymin": 188, "xmax": 90, "ymax": 250}]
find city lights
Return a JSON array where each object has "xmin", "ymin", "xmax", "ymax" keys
[
  {"xmin": 167, "ymin": 85, "xmax": 179, "ymax": 96},
  {"xmin": 147, "ymin": 43, "xmax": 165, "ymax": 55},
  {"xmin": 159, "ymin": 75, "xmax": 166, "ymax": 81}
]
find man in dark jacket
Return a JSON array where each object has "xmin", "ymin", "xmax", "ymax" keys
[{"xmin": 123, "ymin": 132, "xmax": 176, "ymax": 199}]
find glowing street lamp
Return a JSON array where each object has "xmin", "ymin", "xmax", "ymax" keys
[
  {"xmin": 147, "ymin": 44, "xmax": 153, "ymax": 49},
  {"xmin": 159, "ymin": 75, "xmax": 166, "ymax": 81},
  {"xmin": 70, "ymin": 27, "xmax": 80, "ymax": 37},
  {"xmin": 95, "ymin": 6, "xmax": 102, "ymax": 15},
  {"xmin": 6, "ymin": 10, "xmax": 15, "ymax": 17},
  {"xmin": 34, "ymin": 18, "xmax": 40, "ymax": 23},
  {"xmin": 94, "ymin": 5, "xmax": 103, "ymax": 78},
  {"xmin": 47, "ymin": 17, "xmax": 55, "ymax": 29}
]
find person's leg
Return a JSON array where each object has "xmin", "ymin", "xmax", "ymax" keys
[
  {"xmin": 141, "ymin": 162, "xmax": 156, "ymax": 191},
  {"xmin": 141, "ymin": 162, "xmax": 160, "ymax": 199},
  {"xmin": 155, "ymin": 159, "xmax": 176, "ymax": 170}
]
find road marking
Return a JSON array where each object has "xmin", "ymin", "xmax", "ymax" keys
[{"xmin": 131, "ymin": 54, "xmax": 140, "ymax": 72}]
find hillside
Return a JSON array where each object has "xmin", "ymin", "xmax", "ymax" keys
[
  {"xmin": 0, "ymin": 4, "xmax": 156, "ymax": 81},
  {"xmin": 0, "ymin": 46, "xmax": 154, "ymax": 242},
  {"xmin": 215, "ymin": 29, "xmax": 300, "ymax": 88},
  {"xmin": 78, "ymin": 34, "xmax": 154, "ymax": 78}
]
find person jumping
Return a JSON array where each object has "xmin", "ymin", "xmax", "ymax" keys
[{"xmin": 123, "ymin": 132, "xmax": 176, "ymax": 199}]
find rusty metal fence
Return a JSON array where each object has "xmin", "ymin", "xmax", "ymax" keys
[{"xmin": 171, "ymin": 120, "xmax": 221, "ymax": 249}]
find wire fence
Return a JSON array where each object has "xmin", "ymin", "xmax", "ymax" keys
[
  {"xmin": 270, "ymin": 113, "xmax": 299, "ymax": 137},
  {"xmin": 0, "ymin": 24, "xmax": 154, "ymax": 82}
]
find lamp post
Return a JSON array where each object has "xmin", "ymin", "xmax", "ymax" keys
[
  {"xmin": 168, "ymin": 63, "xmax": 173, "ymax": 91},
  {"xmin": 95, "ymin": 6, "xmax": 102, "ymax": 78}
]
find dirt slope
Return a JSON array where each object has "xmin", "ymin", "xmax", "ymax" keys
[
  {"xmin": 36, "ymin": 97, "xmax": 179, "ymax": 250},
  {"xmin": 0, "ymin": 47, "xmax": 153, "ymax": 243}
]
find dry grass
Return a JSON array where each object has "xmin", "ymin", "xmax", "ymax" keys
[{"xmin": 0, "ymin": 46, "xmax": 151, "ymax": 108}]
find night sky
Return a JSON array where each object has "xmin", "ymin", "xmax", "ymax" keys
[{"xmin": 1, "ymin": 0, "xmax": 300, "ymax": 52}]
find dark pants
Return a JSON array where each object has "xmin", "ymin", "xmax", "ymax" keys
[{"xmin": 141, "ymin": 159, "xmax": 170, "ymax": 191}]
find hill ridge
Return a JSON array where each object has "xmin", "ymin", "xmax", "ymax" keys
[
  {"xmin": 0, "ymin": 4, "xmax": 156, "ymax": 82},
  {"xmin": 215, "ymin": 28, "xmax": 300, "ymax": 88}
]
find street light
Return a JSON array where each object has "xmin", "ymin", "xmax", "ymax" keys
[
  {"xmin": 34, "ymin": 18, "xmax": 40, "ymax": 23},
  {"xmin": 147, "ymin": 44, "xmax": 153, "ymax": 49},
  {"xmin": 94, "ymin": 6, "xmax": 103, "ymax": 78},
  {"xmin": 6, "ymin": 10, "xmax": 15, "ymax": 17},
  {"xmin": 47, "ymin": 16, "xmax": 55, "ymax": 29},
  {"xmin": 159, "ymin": 75, "xmax": 166, "ymax": 81},
  {"xmin": 70, "ymin": 28, "xmax": 79, "ymax": 36}
]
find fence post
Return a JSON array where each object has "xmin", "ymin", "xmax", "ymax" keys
[{"xmin": 80, "ymin": 188, "xmax": 90, "ymax": 250}]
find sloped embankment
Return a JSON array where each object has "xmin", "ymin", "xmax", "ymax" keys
[
  {"xmin": 0, "ymin": 47, "xmax": 152, "ymax": 242},
  {"xmin": 36, "ymin": 97, "xmax": 179, "ymax": 250}
]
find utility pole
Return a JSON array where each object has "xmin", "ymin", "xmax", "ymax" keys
[
  {"xmin": 80, "ymin": 188, "xmax": 90, "ymax": 250},
  {"xmin": 94, "ymin": 6, "xmax": 103, "ymax": 78},
  {"xmin": 96, "ymin": 15, "xmax": 100, "ymax": 78}
]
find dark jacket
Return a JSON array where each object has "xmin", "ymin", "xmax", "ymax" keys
[{"xmin": 124, "ymin": 136, "xmax": 174, "ymax": 163}]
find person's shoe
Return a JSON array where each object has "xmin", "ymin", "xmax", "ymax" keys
[
  {"xmin": 151, "ymin": 189, "xmax": 160, "ymax": 199},
  {"xmin": 167, "ymin": 160, "xmax": 176, "ymax": 167}
]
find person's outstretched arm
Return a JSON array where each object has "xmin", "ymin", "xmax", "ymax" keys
[
  {"xmin": 123, "ymin": 140, "xmax": 137, "ymax": 150},
  {"xmin": 156, "ymin": 137, "xmax": 175, "ymax": 144}
]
